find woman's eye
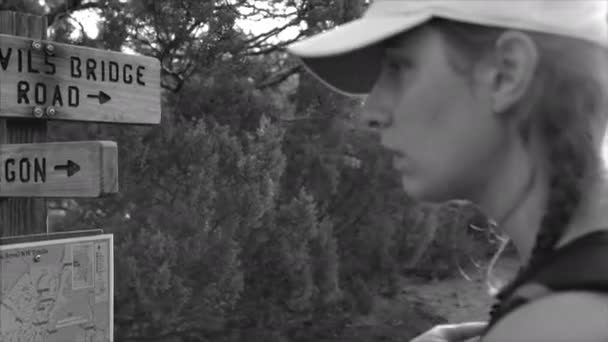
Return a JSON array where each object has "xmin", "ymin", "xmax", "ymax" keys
[
  {"xmin": 386, "ymin": 59, "xmax": 410, "ymax": 73},
  {"xmin": 387, "ymin": 61, "xmax": 401, "ymax": 72}
]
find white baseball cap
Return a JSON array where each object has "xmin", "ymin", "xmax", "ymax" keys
[{"xmin": 287, "ymin": 0, "xmax": 608, "ymax": 96}]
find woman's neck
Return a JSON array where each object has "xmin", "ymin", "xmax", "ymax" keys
[
  {"xmin": 475, "ymin": 135, "xmax": 608, "ymax": 264},
  {"xmin": 489, "ymin": 166, "xmax": 608, "ymax": 264},
  {"xmin": 475, "ymin": 140, "xmax": 547, "ymax": 265},
  {"xmin": 493, "ymin": 165, "xmax": 546, "ymax": 265}
]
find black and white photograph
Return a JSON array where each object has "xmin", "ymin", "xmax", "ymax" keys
[{"xmin": 1, "ymin": 1, "xmax": 608, "ymax": 341}]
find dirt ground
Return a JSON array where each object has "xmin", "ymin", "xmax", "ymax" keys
[
  {"xmin": 334, "ymin": 256, "xmax": 521, "ymax": 342},
  {"xmin": 398, "ymin": 256, "xmax": 520, "ymax": 323}
]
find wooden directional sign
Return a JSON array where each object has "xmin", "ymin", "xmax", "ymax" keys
[
  {"xmin": 0, "ymin": 141, "xmax": 118, "ymax": 197},
  {"xmin": 0, "ymin": 33, "xmax": 161, "ymax": 124}
]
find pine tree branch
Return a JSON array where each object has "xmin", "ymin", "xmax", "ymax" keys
[
  {"xmin": 256, "ymin": 65, "xmax": 302, "ymax": 89},
  {"xmin": 244, "ymin": 31, "xmax": 307, "ymax": 56}
]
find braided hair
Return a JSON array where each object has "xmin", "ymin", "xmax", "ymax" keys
[
  {"xmin": 488, "ymin": 64, "xmax": 602, "ymax": 324},
  {"xmin": 428, "ymin": 18, "xmax": 608, "ymax": 325}
]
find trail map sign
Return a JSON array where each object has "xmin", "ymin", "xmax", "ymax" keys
[
  {"xmin": 0, "ymin": 33, "xmax": 161, "ymax": 124},
  {"xmin": 0, "ymin": 234, "xmax": 114, "ymax": 342},
  {"xmin": 0, "ymin": 141, "xmax": 118, "ymax": 197}
]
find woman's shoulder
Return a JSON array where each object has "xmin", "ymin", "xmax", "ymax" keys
[{"xmin": 483, "ymin": 291, "xmax": 608, "ymax": 342}]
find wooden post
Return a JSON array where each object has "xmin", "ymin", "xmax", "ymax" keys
[{"xmin": 0, "ymin": 11, "xmax": 48, "ymax": 237}]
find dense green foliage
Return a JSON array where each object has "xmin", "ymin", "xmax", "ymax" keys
[{"xmin": 2, "ymin": 1, "xmax": 498, "ymax": 341}]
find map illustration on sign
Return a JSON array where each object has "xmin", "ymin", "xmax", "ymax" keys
[{"xmin": 0, "ymin": 234, "xmax": 113, "ymax": 342}]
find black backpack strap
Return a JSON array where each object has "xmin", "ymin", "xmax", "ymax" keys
[
  {"xmin": 487, "ymin": 230, "xmax": 608, "ymax": 330},
  {"xmin": 534, "ymin": 238, "xmax": 608, "ymax": 293},
  {"xmin": 489, "ymin": 282, "xmax": 552, "ymax": 327}
]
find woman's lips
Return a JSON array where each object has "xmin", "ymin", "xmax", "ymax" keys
[
  {"xmin": 392, "ymin": 152, "xmax": 409, "ymax": 172},
  {"xmin": 383, "ymin": 144, "xmax": 408, "ymax": 171},
  {"xmin": 393, "ymin": 156, "xmax": 407, "ymax": 171}
]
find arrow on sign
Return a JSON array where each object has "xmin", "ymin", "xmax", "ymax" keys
[
  {"xmin": 87, "ymin": 91, "xmax": 112, "ymax": 104},
  {"xmin": 54, "ymin": 160, "xmax": 81, "ymax": 177}
]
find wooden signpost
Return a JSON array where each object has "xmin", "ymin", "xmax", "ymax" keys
[
  {"xmin": 0, "ymin": 141, "xmax": 118, "ymax": 197},
  {"xmin": 0, "ymin": 10, "xmax": 162, "ymax": 342},
  {"xmin": 1, "ymin": 11, "xmax": 49, "ymax": 236},
  {"xmin": 0, "ymin": 33, "xmax": 161, "ymax": 124}
]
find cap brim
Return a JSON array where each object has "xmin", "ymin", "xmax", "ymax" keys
[{"xmin": 287, "ymin": 14, "xmax": 432, "ymax": 96}]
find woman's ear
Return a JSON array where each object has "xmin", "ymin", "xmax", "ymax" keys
[{"xmin": 490, "ymin": 30, "xmax": 539, "ymax": 115}]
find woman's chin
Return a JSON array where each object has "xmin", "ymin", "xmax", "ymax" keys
[
  {"xmin": 401, "ymin": 177, "xmax": 437, "ymax": 202},
  {"xmin": 401, "ymin": 176, "xmax": 462, "ymax": 204}
]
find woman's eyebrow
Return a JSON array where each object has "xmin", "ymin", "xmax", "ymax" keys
[
  {"xmin": 383, "ymin": 36, "xmax": 417, "ymax": 56},
  {"xmin": 384, "ymin": 47, "xmax": 409, "ymax": 60},
  {"xmin": 383, "ymin": 33, "xmax": 415, "ymax": 49}
]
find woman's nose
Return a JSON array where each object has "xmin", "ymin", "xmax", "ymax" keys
[{"xmin": 360, "ymin": 97, "xmax": 393, "ymax": 131}]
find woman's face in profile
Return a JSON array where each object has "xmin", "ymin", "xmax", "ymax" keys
[{"xmin": 363, "ymin": 26, "xmax": 511, "ymax": 203}]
